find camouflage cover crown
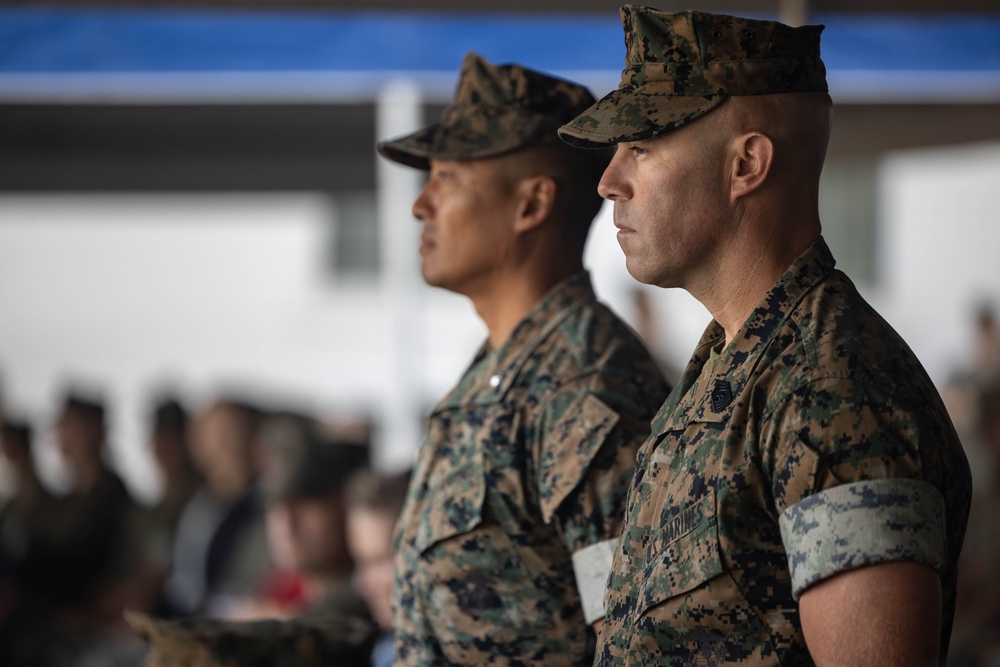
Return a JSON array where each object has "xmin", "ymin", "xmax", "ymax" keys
[
  {"xmin": 559, "ymin": 5, "xmax": 828, "ymax": 147},
  {"xmin": 377, "ymin": 51, "xmax": 601, "ymax": 170}
]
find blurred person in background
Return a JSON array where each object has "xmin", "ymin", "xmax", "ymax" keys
[
  {"xmin": 8, "ymin": 390, "xmax": 147, "ymax": 667},
  {"xmin": 0, "ymin": 417, "xmax": 61, "ymax": 666},
  {"xmin": 974, "ymin": 305, "xmax": 1000, "ymax": 381},
  {"xmin": 125, "ymin": 414, "xmax": 378, "ymax": 667},
  {"xmin": 230, "ymin": 413, "xmax": 370, "ymax": 622},
  {"xmin": 157, "ymin": 396, "xmax": 270, "ymax": 618},
  {"xmin": 0, "ymin": 418, "xmax": 55, "ymax": 587},
  {"xmin": 952, "ymin": 373, "xmax": 1000, "ymax": 666},
  {"xmin": 132, "ymin": 395, "xmax": 202, "ymax": 613},
  {"xmin": 344, "ymin": 468, "xmax": 412, "ymax": 667},
  {"xmin": 376, "ymin": 52, "xmax": 669, "ymax": 664},
  {"xmin": 50, "ymin": 392, "xmax": 140, "ymax": 628}
]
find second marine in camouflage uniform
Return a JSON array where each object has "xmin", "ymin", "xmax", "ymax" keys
[{"xmin": 377, "ymin": 53, "xmax": 669, "ymax": 665}]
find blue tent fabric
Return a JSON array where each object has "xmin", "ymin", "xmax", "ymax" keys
[
  {"xmin": 3, "ymin": 7, "xmax": 1000, "ymax": 74},
  {"xmin": 1, "ymin": 7, "xmax": 998, "ymax": 101}
]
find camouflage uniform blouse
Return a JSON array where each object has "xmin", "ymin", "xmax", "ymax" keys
[
  {"xmin": 597, "ymin": 238, "xmax": 972, "ymax": 666},
  {"xmin": 394, "ymin": 271, "xmax": 669, "ymax": 666}
]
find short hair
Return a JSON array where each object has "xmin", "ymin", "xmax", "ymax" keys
[
  {"xmin": 344, "ymin": 468, "xmax": 412, "ymax": 519},
  {"xmin": 502, "ymin": 144, "xmax": 609, "ymax": 249},
  {"xmin": 152, "ymin": 396, "xmax": 188, "ymax": 440},
  {"xmin": 1, "ymin": 418, "xmax": 32, "ymax": 450},
  {"xmin": 61, "ymin": 390, "xmax": 106, "ymax": 424}
]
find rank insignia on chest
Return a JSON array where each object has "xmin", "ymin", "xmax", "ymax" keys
[{"xmin": 710, "ymin": 379, "xmax": 733, "ymax": 412}]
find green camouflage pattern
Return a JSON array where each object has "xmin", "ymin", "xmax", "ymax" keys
[
  {"xmin": 393, "ymin": 271, "xmax": 669, "ymax": 665},
  {"xmin": 126, "ymin": 610, "xmax": 377, "ymax": 667},
  {"xmin": 377, "ymin": 51, "xmax": 605, "ymax": 170},
  {"xmin": 558, "ymin": 6, "xmax": 828, "ymax": 148},
  {"xmin": 597, "ymin": 238, "xmax": 971, "ymax": 666}
]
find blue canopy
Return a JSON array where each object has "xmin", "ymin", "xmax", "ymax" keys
[{"xmin": 1, "ymin": 6, "xmax": 998, "ymax": 102}]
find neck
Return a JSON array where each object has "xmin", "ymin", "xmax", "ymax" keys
[
  {"xmin": 471, "ymin": 256, "xmax": 581, "ymax": 349},
  {"xmin": 694, "ymin": 208, "xmax": 820, "ymax": 346}
]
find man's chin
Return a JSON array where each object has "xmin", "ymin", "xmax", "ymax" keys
[
  {"xmin": 625, "ymin": 262, "xmax": 673, "ymax": 289},
  {"xmin": 420, "ymin": 269, "xmax": 449, "ymax": 291}
]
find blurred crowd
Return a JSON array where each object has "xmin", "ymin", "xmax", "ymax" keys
[
  {"xmin": 945, "ymin": 305, "xmax": 1000, "ymax": 667},
  {"xmin": 3, "ymin": 304, "xmax": 1000, "ymax": 666},
  {"xmin": 0, "ymin": 388, "xmax": 409, "ymax": 667}
]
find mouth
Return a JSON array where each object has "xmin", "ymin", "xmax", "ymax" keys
[
  {"xmin": 419, "ymin": 232, "xmax": 434, "ymax": 252},
  {"xmin": 612, "ymin": 209, "xmax": 634, "ymax": 234}
]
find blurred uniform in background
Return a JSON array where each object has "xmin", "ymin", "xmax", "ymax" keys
[{"xmin": 127, "ymin": 610, "xmax": 376, "ymax": 667}]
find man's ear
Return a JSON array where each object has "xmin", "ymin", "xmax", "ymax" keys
[
  {"xmin": 513, "ymin": 175, "xmax": 557, "ymax": 234},
  {"xmin": 730, "ymin": 132, "xmax": 774, "ymax": 201}
]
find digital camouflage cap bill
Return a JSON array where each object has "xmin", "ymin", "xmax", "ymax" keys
[
  {"xmin": 558, "ymin": 5, "xmax": 828, "ymax": 147},
  {"xmin": 377, "ymin": 51, "xmax": 603, "ymax": 170}
]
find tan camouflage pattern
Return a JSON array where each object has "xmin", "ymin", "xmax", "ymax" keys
[
  {"xmin": 558, "ymin": 6, "xmax": 828, "ymax": 148},
  {"xmin": 126, "ymin": 610, "xmax": 376, "ymax": 667},
  {"xmin": 377, "ymin": 51, "xmax": 605, "ymax": 170},
  {"xmin": 393, "ymin": 271, "xmax": 669, "ymax": 665},
  {"xmin": 597, "ymin": 238, "xmax": 971, "ymax": 665}
]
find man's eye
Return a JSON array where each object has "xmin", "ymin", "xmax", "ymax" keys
[{"xmin": 629, "ymin": 145, "xmax": 648, "ymax": 156}]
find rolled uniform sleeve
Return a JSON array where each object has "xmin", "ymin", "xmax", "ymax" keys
[
  {"xmin": 779, "ymin": 478, "xmax": 947, "ymax": 599},
  {"xmin": 764, "ymin": 375, "xmax": 949, "ymax": 598}
]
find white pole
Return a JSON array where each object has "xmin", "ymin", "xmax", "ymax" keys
[
  {"xmin": 779, "ymin": 0, "xmax": 809, "ymax": 27},
  {"xmin": 375, "ymin": 79, "xmax": 424, "ymax": 471}
]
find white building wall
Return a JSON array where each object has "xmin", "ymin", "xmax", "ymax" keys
[
  {"xmin": 0, "ymin": 141, "xmax": 997, "ymax": 503},
  {"xmin": 875, "ymin": 140, "xmax": 1000, "ymax": 384}
]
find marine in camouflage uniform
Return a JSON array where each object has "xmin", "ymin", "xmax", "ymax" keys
[
  {"xmin": 559, "ymin": 7, "xmax": 972, "ymax": 666},
  {"xmin": 377, "ymin": 52, "xmax": 670, "ymax": 665}
]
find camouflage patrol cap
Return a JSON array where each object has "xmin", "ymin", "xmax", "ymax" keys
[
  {"xmin": 259, "ymin": 416, "xmax": 369, "ymax": 500},
  {"xmin": 558, "ymin": 6, "xmax": 828, "ymax": 147},
  {"xmin": 377, "ymin": 51, "xmax": 601, "ymax": 170}
]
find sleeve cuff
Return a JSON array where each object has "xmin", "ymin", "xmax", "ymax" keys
[
  {"xmin": 571, "ymin": 538, "xmax": 617, "ymax": 624},
  {"xmin": 778, "ymin": 478, "xmax": 946, "ymax": 600}
]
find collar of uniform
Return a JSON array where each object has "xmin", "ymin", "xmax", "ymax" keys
[
  {"xmin": 463, "ymin": 271, "xmax": 596, "ymax": 406},
  {"xmin": 660, "ymin": 236, "xmax": 837, "ymax": 428}
]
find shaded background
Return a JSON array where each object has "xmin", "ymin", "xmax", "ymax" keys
[{"xmin": 1, "ymin": 0, "xmax": 999, "ymax": 502}]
